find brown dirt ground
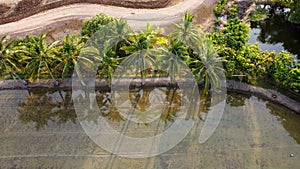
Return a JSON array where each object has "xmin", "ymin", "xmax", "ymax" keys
[
  {"xmin": 0, "ymin": 0, "xmax": 171, "ymax": 24},
  {"xmin": 0, "ymin": 3, "xmax": 10, "ymax": 15}
]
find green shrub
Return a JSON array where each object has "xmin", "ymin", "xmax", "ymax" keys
[
  {"xmin": 214, "ymin": 0, "xmax": 228, "ymax": 17},
  {"xmin": 267, "ymin": 51, "xmax": 300, "ymax": 92},
  {"xmin": 249, "ymin": 8, "xmax": 269, "ymax": 22},
  {"xmin": 223, "ymin": 18, "xmax": 250, "ymax": 50},
  {"xmin": 288, "ymin": 9, "xmax": 300, "ymax": 24},
  {"xmin": 287, "ymin": 64, "xmax": 300, "ymax": 92},
  {"xmin": 210, "ymin": 1, "xmax": 300, "ymax": 91},
  {"xmin": 214, "ymin": 44, "xmax": 237, "ymax": 77},
  {"xmin": 228, "ymin": 4, "xmax": 238, "ymax": 17},
  {"xmin": 81, "ymin": 13, "xmax": 116, "ymax": 37},
  {"xmin": 210, "ymin": 17, "xmax": 250, "ymax": 50},
  {"xmin": 270, "ymin": 51, "xmax": 295, "ymax": 85},
  {"xmin": 220, "ymin": 44, "xmax": 270, "ymax": 84}
]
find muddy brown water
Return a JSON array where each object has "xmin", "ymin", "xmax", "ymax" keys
[{"xmin": 0, "ymin": 89, "xmax": 299, "ymax": 168}]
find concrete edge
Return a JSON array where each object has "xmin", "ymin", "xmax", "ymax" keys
[
  {"xmin": 0, "ymin": 79, "xmax": 299, "ymax": 114},
  {"xmin": 226, "ymin": 80, "xmax": 300, "ymax": 114}
]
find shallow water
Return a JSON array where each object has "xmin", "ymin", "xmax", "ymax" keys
[
  {"xmin": 248, "ymin": 8, "xmax": 300, "ymax": 58},
  {"xmin": 0, "ymin": 89, "xmax": 299, "ymax": 168}
]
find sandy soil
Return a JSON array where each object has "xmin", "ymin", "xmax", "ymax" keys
[
  {"xmin": 0, "ymin": 0, "xmax": 217, "ymax": 38},
  {"xmin": 0, "ymin": 0, "xmax": 171, "ymax": 24}
]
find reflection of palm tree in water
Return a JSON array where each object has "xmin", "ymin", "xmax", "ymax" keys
[
  {"xmin": 128, "ymin": 87, "xmax": 181, "ymax": 123},
  {"xmin": 18, "ymin": 90, "xmax": 76, "ymax": 130},
  {"xmin": 129, "ymin": 88, "xmax": 151, "ymax": 112},
  {"xmin": 161, "ymin": 88, "xmax": 181, "ymax": 123},
  {"xmin": 96, "ymin": 92, "xmax": 124, "ymax": 123}
]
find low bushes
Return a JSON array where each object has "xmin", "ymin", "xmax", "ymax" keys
[
  {"xmin": 81, "ymin": 13, "xmax": 116, "ymax": 37},
  {"xmin": 214, "ymin": 0, "xmax": 228, "ymax": 17},
  {"xmin": 212, "ymin": 0, "xmax": 300, "ymax": 93}
]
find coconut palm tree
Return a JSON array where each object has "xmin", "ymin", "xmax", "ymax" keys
[
  {"xmin": 76, "ymin": 19, "xmax": 133, "ymax": 84},
  {"xmin": 168, "ymin": 39, "xmax": 189, "ymax": 62},
  {"xmin": 0, "ymin": 35, "xmax": 20, "ymax": 78},
  {"xmin": 171, "ymin": 13, "xmax": 224, "ymax": 93},
  {"xmin": 54, "ymin": 34, "xmax": 87, "ymax": 80},
  {"xmin": 119, "ymin": 24, "xmax": 166, "ymax": 80},
  {"xmin": 102, "ymin": 19, "xmax": 133, "ymax": 54},
  {"xmin": 153, "ymin": 46, "xmax": 187, "ymax": 83},
  {"xmin": 17, "ymin": 34, "xmax": 60, "ymax": 83},
  {"xmin": 169, "ymin": 13, "xmax": 204, "ymax": 82},
  {"xmin": 75, "ymin": 46, "xmax": 101, "ymax": 85},
  {"xmin": 191, "ymin": 38, "xmax": 224, "ymax": 92},
  {"xmin": 98, "ymin": 19, "xmax": 132, "ymax": 81},
  {"xmin": 171, "ymin": 13, "xmax": 203, "ymax": 48}
]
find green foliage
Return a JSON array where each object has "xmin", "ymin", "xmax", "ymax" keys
[
  {"xmin": 249, "ymin": 8, "xmax": 269, "ymax": 21},
  {"xmin": 258, "ymin": 0, "xmax": 300, "ymax": 24},
  {"xmin": 0, "ymin": 12, "xmax": 299, "ymax": 95},
  {"xmin": 265, "ymin": 51, "xmax": 300, "ymax": 93},
  {"xmin": 81, "ymin": 13, "xmax": 116, "ymax": 37},
  {"xmin": 270, "ymin": 51, "xmax": 295, "ymax": 84},
  {"xmin": 217, "ymin": 43, "xmax": 272, "ymax": 84},
  {"xmin": 213, "ymin": 45, "xmax": 237, "ymax": 77},
  {"xmin": 223, "ymin": 18, "xmax": 250, "ymax": 50},
  {"xmin": 0, "ymin": 35, "xmax": 20, "ymax": 77},
  {"xmin": 54, "ymin": 34, "xmax": 86, "ymax": 80},
  {"xmin": 214, "ymin": 0, "xmax": 228, "ymax": 17},
  {"xmin": 213, "ymin": 0, "xmax": 237, "ymax": 18},
  {"xmin": 17, "ymin": 34, "xmax": 60, "ymax": 82},
  {"xmin": 215, "ymin": 38, "xmax": 299, "ymax": 92},
  {"xmin": 288, "ymin": 9, "xmax": 300, "ymax": 24},
  {"xmin": 209, "ymin": 17, "xmax": 250, "ymax": 51},
  {"xmin": 235, "ymin": 44, "xmax": 271, "ymax": 84},
  {"xmin": 228, "ymin": 4, "xmax": 238, "ymax": 17},
  {"xmin": 287, "ymin": 64, "xmax": 300, "ymax": 92},
  {"xmin": 210, "ymin": 5, "xmax": 298, "ymax": 91}
]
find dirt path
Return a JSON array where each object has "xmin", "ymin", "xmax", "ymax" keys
[{"xmin": 0, "ymin": 0, "xmax": 217, "ymax": 37}]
